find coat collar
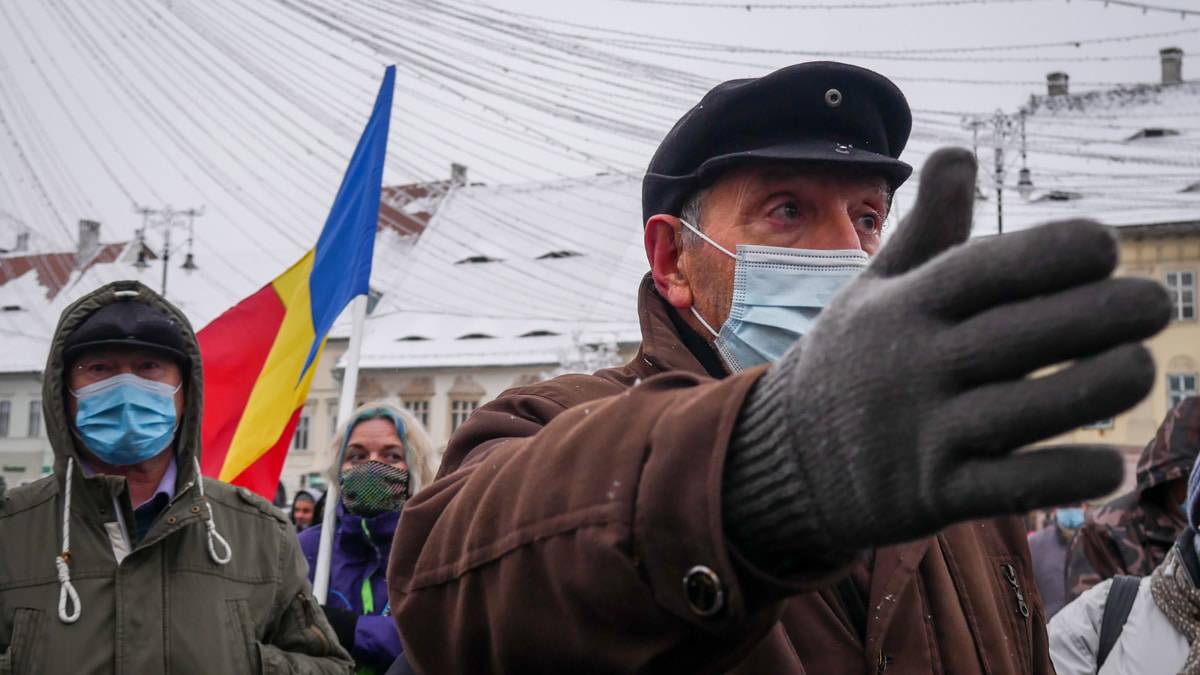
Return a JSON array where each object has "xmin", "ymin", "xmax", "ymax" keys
[
  {"xmin": 334, "ymin": 501, "xmax": 401, "ymax": 556},
  {"xmin": 631, "ymin": 273, "xmax": 726, "ymax": 379}
]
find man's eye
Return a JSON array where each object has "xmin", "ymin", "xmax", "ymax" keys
[
  {"xmin": 768, "ymin": 202, "xmax": 800, "ymax": 222},
  {"xmin": 857, "ymin": 213, "xmax": 882, "ymax": 231},
  {"xmin": 87, "ymin": 363, "xmax": 112, "ymax": 374}
]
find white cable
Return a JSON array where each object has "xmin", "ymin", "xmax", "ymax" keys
[
  {"xmin": 56, "ymin": 457, "xmax": 81, "ymax": 624},
  {"xmin": 193, "ymin": 458, "xmax": 232, "ymax": 565}
]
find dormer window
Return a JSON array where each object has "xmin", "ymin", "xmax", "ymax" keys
[
  {"xmin": 519, "ymin": 330, "xmax": 560, "ymax": 337},
  {"xmin": 536, "ymin": 250, "xmax": 581, "ymax": 260},
  {"xmin": 457, "ymin": 333, "xmax": 494, "ymax": 340},
  {"xmin": 1034, "ymin": 190, "xmax": 1084, "ymax": 203},
  {"xmin": 1126, "ymin": 128, "xmax": 1180, "ymax": 141},
  {"xmin": 455, "ymin": 255, "xmax": 503, "ymax": 264},
  {"xmin": 396, "ymin": 335, "xmax": 431, "ymax": 342}
]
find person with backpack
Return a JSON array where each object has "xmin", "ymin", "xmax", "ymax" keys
[{"xmin": 1049, "ymin": 449, "xmax": 1200, "ymax": 674}]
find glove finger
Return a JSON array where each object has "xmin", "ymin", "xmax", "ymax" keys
[
  {"xmin": 913, "ymin": 219, "xmax": 1117, "ymax": 318},
  {"xmin": 942, "ymin": 343, "xmax": 1155, "ymax": 457},
  {"xmin": 939, "ymin": 277, "xmax": 1170, "ymax": 384},
  {"xmin": 944, "ymin": 446, "xmax": 1124, "ymax": 522},
  {"xmin": 870, "ymin": 147, "xmax": 976, "ymax": 279}
]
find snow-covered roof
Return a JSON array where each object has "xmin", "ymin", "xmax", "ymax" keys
[
  {"xmin": 0, "ymin": 181, "xmax": 448, "ymax": 374},
  {"xmin": 900, "ymin": 81, "xmax": 1200, "ymax": 234},
  {"xmin": 353, "ymin": 173, "xmax": 647, "ymax": 370}
]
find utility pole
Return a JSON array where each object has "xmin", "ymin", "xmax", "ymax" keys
[
  {"xmin": 132, "ymin": 205, "xmax": 204, "ymax": 296},
  {"xmin": 961, "ymin": 109, "xmax": 1032, "ymax": 235}
]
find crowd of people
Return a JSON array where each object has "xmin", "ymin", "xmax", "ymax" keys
[{"xmin": 0, "ymin": 59, "xmax": 1194, "ymax": 673}]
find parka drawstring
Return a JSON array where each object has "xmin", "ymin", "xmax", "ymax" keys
[
  {"xmin": 194, "ymin": 457, "xmax": 232, "ymax": 565},
  {"xmin": 56, "ymin": 457, "xmax": 81, "ymax": 624}
]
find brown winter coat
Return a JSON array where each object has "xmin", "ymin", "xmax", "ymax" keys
[{"xmin": 387, "ymin": 274, "xmax": 1053, "ymax": 674}]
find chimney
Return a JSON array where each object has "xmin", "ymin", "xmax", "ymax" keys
[
  {"xmin": 1046, "ymin": 72, "xmax": 1069, "ymax": 97},
  {"xmin": 450, "ymin": 162, "xmax": 468, "ymax": 186},
  {"xmin": 1161, "ymin": 47, "xmax": 1183, "ymax": 85},
  {"xmin": 13, "ymin": 231, "xmax": 29, "ymax": 253},
  {"xmin": 76, "ymin": 219, "xmax": 100, "ymax": 266}
]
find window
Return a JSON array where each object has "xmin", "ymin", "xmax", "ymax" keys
[
  {"xmin": 293, "ymin": 414, "xmax": 310, "ymax": 451},
  {"xmin": 450, "ymin": 399, "xmax": 479, "ymax": 433},
  {"xmin": 1166, "ymin": 272, "xmax": 1196, "ymax": 321},
  {"xmin": 1126, "ymin": 128, "xmax": 1180, "ymax": 141},
  {"xmin": 1168, "ymin": 373, "xmax": 1199, "ymax": 409},
  {"xmin": 403, "ymin": 399, "xmax": 431, "ymax": 428},
  {"xmin": 0, "ymin": 401, "xmax": 9, "ymax": 438},
  {"xmin": 27, "ymin": 400, "xmax": 40, "ymax": 437}
]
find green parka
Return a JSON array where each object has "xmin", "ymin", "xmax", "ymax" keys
[{"xmin": 0, "ymin": 280, "xmax": 353, "ymax": 674}]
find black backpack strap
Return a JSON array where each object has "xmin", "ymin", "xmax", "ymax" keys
[{"xmin": 1097, "ymin": 575, "xmax": 1141, "ymax": 671}]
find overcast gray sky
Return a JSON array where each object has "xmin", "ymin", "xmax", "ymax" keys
[{"xmin": 0, "ymin": 0, "xmax": 1196, "ymax": 289}]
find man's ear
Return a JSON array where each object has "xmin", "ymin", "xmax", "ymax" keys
[{"xmin": 644, "ymin": 214, "xmax": 694, "ymax": 310}]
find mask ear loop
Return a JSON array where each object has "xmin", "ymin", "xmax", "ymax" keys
[
  {"xmin": 678, "ymin": 219, "xmax": 732, "ymax": 339},
  {"xmin": 679, "ymin": 218, "xmax": 736, "ymax": 259}
]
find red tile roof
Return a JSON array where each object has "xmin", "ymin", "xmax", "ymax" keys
[{"xmin": 0, "ymin": 242, "xmax": 130, "ymax": 299}]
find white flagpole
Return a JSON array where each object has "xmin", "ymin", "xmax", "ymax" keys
[{"xmin": 313, "ymin": 294, "xmax": 368, "ymax": 604}]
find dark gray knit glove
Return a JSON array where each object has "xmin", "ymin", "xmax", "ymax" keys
[{"xmin": 722, "ymin": 147, "xmax": 1171, "ymax": 572}]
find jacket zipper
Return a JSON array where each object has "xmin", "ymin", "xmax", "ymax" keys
[
  {"xmin": 876, "ymin": 650, "xmax": 892, "ymax": 673},
  {"xmin": 1000, "ymin": 563, "xmax": 1030, "ymax": 618}
]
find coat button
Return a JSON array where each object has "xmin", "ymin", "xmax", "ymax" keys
[{"xmin": 682, "ymin": 565, "xmax": 725, "ymax": 617}]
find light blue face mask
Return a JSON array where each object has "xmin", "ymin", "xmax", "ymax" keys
[
  {"xmin": 71, "ymin": 373, "xmax": 180, "ymax": 466},
  {"xmin": 1056, "ymin": 507, "xmax": 1085, "ymax": 531},
  {"xmin": 681, "ymin": 218, "xmax": 869, "ymax": 373}
]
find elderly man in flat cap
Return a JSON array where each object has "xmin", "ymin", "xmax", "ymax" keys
[
  {"xmin": 0, "ymin": 280, "xmax": 352, "ymax": 674},
  {"xmin": 386, "ymin": 62, "xmax": 1170, "ymax": 673}
]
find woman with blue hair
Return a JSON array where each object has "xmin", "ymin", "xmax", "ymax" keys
[{"xmin": 299, "ymin": 402, "xmax": 436, "ymax": 674}]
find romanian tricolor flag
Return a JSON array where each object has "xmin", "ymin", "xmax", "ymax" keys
[{"xmin": 198, "ymin": 66, "xmax": 395, "ymax": 498}]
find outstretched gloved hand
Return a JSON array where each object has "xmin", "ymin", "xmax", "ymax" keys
[{"xmin": 722, "ymin": 147, "xmax": 1171, "ymax": 571}]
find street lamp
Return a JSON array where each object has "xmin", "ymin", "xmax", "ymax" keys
[{"xmin": 1017, "ymin": 167, "xmax": 1035, "ymax": 200}]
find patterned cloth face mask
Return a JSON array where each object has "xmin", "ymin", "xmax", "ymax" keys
[
  {"xmin": 340, "ymin": 461, "xmax": 410, "ymax": 517},
  {"xmin": 680, "ymin": 218, "xmax": 870, "ymax": 373}
]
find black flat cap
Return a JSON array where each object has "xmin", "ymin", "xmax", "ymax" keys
[
  {"xmin": 642, "ymin": 61, "xmax": 913, "ymax": 225},
  {"xmin": 64, "ymin": 300, "xmax": 189, "ymax": 366}
]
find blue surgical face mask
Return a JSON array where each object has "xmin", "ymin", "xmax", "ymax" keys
[
  {"xmin": 680, "ymin": 218, "xmax": 869, "ymax": 373},
  {"xmin": 71, "ymin": 373, "xmax": 180, "ymax": 466},
  {"xmin": 1056, "ymin": 507, "xmax": 1085, "ymax": 531}
]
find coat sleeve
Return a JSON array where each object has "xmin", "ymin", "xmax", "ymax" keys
[
  {"xmin": 1047, "ymin": 578, "xmax": 1110, "ymax": 675},
  {"xmin": 387, "ymin": 369, "xmax": 849, "ymax": 674},
  {"xmin": 258, "ymin": 528, "xmax": 355, "ymax": 674}
]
